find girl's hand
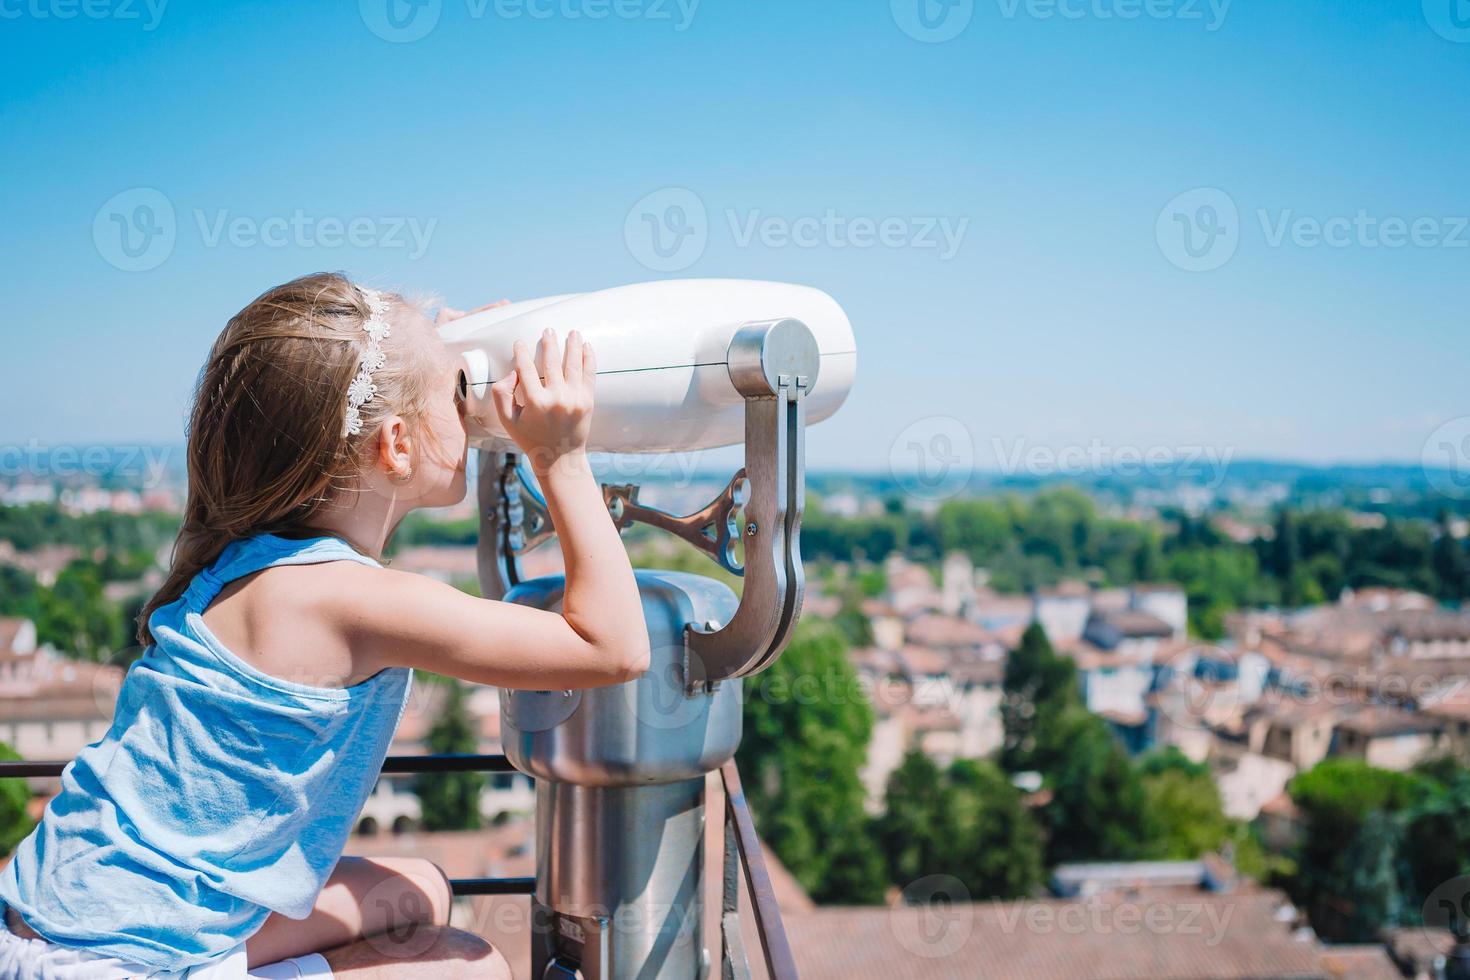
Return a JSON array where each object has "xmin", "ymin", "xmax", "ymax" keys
[{"xmin": 489, "ymin": 329, "xmax": 596, "ymax": 471}]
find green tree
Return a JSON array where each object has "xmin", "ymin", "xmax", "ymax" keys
[
  {"xmin": 387, "ymin": 511, "xmax": 480, "ymax": 549},
  {"xmin": 1401, "ymin": 758, "xmax": 1470, "ymax": 915},
  {"xmin": 1300, "ymin": 553, "xmax": 1344, "ymax": 604},
  {"xmin": 853, "ymin": 565, "xmax": 888, "ymax": 599},
  {"xmin": 1038, "ymin": 706, "xmax": 1147, "ymax": 864},
  {"xmin": 1432, "ymin": 512, "xmax": 1470, "ymax": 601},
  {"xmin": 1288, "ymin": 759, "xmax": 1425, "ymax": 941},
  {"xmin": 1138, "ymin": 748, "xmax": 1231, "ymax": 859},
  {"xmin": 0, "ymin": 503, "xmax": 178, "ymax": 556},
  {"xmin": 0, "ymin": 742, "xmax": 34, "ymax": 856},
  {"xmin": 935, "ymin": 498, "xmax": 1013, "ymax": 564},
  {"xmin": 738, "ymin": 620, "xmax": 886, "ymax": 903},
  {"xmin": 1318, "ymin": 810, "xmax": 1404, "ymax": 942},
  {"xmin": 997, "ymin": 619, "xmax": 1150, "ymax": 864},
  {"xmin": 1165, "ymin": 544, "xmax": 1273, "ymax": 639},
  {"xmin": 1277, "ymin": 758, "xmax": 1470, "ymax": 941},
  {"xmin": 1271, "ymin": 510, "xmax": 1303, "ymax": 605},
  {"xmin": 1348, "ymin": 521, "xmax": 1436, "ymax": 594},
  {"xmin": 413, "ymin": 680, "xmax": 485, "ymax": 832},
  {"xmin": 37, "ymin": 562, "xmax": 124, "ymax": 660},
  {"xmin": 945, "ymin": 758, "xmax": 1045, "ymax": 898},
  {"xmin": 831, "ymin": 586, "xmax": 875, "ymax": 647},
  {"xmin": 0, "ymin": 564, "xmax": 41, "ymax": 620},
  {"xmin": 1000, "ymin": 622, "xmax": 1077, "ymax": 773},
  {"xmin": 874, "ymin": 752, "xmax": 1044, "ymax": 901},
  {"xmin": 873, "ymin": 751, "xmax": 950, "ymax": 887}
]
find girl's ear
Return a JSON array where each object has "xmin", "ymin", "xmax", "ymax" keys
[{"xmin": 375, "ymin": 414, "xmax": 414, "ymax": 480}]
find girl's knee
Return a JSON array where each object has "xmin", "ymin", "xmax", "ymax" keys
[
  {"xmin": 402, "ymin": 857, "xmax": 454, "ymax": 926},
  {"xmin": 476, "ymin": 945, "xmax": 514, "ymax": 980},
  {"xmin": 429, "ymin": 926, "xmax": 512, "ymax": 979},
  {"xmin": 322, "ymin": 925, "xmax": 510, "ymax": 977},
  {"xmin": 353, "ymin": 856, "xmax": 453, "ymax": 929}
]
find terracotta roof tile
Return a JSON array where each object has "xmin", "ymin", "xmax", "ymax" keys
[
  {"xmin": 904, "ymin": 614, "xmax": 992, "ymax": 649},
  {"xmin": 1318, "ymin": 945, "xmax": 1403, "ymax": 980},
  {"xmin": 1336, "ymin": 705, "xmax": 1443, "ymax": 738},
  {"xmin": 783, "ymin": 890, "xmax": 1324, "ymax": 980},
  {"xmin": 1090, "ymin": 609, "xmax": 1176, "ymax": 639}
]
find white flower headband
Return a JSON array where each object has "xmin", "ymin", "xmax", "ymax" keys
[{"xmin": 343, "ymin": 285, "xmax": 391, "ymax": 438}]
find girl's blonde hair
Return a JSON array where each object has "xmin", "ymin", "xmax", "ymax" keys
[{"xmin": 136, "ymin": 272, "xmax": 431, "ymax": 645}]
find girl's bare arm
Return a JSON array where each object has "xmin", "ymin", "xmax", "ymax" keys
[{"xmin": 327, "ymin": 330, "xmax": 649, "ymax": 690}]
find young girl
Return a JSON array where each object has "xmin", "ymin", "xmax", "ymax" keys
[{"xmin": 0, "ymin": 273, "xmax": 650, "ymax": 979}]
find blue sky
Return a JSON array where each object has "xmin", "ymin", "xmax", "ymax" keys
[{"xmin": 1, "ymin": 0, "xmax": 1466, "ymax": 475}]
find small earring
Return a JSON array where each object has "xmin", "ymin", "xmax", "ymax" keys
[{"xmin": 393, "ymin": 466, "xmax": 413, "ymax": 483}]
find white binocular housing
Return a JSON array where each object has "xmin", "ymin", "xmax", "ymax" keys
[{"xmin": 440, "ymin": 279, "xmax": 857, "ymax": 454}]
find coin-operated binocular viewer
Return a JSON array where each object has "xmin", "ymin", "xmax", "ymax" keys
[{"xmin": 442, "ymin": 280, "xmax": 856, "ymax": 979}]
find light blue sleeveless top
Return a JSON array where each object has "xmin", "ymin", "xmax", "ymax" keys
[{"xmin": 0, "ymin": 532, "xmax": 414, "ymax": 972}]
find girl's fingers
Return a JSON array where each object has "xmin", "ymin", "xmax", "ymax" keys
[
  {"xmin": 582, "ymin": 341, "xmax": 597, "ymax": 387},
  {"xmin": 536, "ymin": 328, "xmax": 564, "ymax": 388},
  {"xmin": 489, "ymin": 370, "xmax": 520, "ymax": 424},
  {"xmin": 562, "ymin": 331, "xmax": 584, "ymax": 387},
  {"xmin": 511, "ymin": 341, "xmax": 545, "ymax": 401}
]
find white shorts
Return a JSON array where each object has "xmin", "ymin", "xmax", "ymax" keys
[{"xmin": 0, "ymin": 908, "xmax": 333, "ymax": 980}]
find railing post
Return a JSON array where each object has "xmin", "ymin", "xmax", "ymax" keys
[
  {"xmin": 722, "ymin": 801, "xmax": 748, "ymax": 980},
  {"xmin": 720, "ymin": 762, "xmax": 799, "ymax": 980}
]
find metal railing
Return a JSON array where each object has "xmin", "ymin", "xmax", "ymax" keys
[
  {"xmin": 719, "ymin": 760, "xmax": 798, "ymax": 980},
  {"xmin": 0, "ymin": 752, "xmax": 798, "ymax": 978}
]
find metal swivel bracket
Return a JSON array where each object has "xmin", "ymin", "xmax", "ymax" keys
[
  {"xmin": 683, "ymin": 319, "xmax": 815, "ymax": 690},
  {"xmin": 602, "ymin": 470, "xmax": 749, "ymax": 577}
]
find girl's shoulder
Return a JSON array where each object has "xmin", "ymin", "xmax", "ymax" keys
[
  {"xmin": 214, "ymin": 534, "xmax": 389, "ymax": 615},
  {"xmin": 254, "ymin": 553, "xmax": 422, "ymax": 644},
  {"xmin": 199, "ymin": 546, "xmax": 397, "ymax": 690}
]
